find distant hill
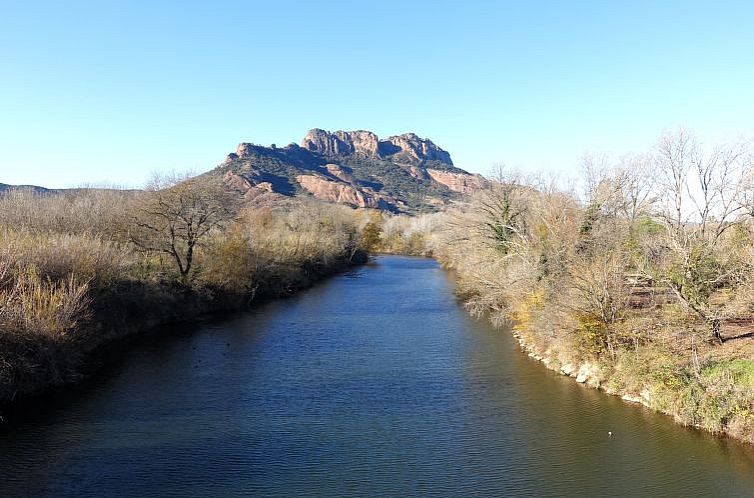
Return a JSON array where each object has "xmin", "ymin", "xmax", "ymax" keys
[
  {"xmin": 0, "ymin": 184, "xmax": 141, "ymax": 197},
  {"xmin": 0, "ymin": 183, "xmax": 52, "ymax": 194},
  {"xmin": 210, "ymin": 129, "xmax": 487, "ymax": 213}
]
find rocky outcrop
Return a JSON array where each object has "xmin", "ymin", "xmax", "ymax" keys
[
  {"xmin": 383, "ymin": 133, "xmax": 453, "ymax": 166},
  {"xmin": 426, "ymin": 169, "xmax": 487, "ymax": 194},
  {"xmin": 223, "ymin": 170, "xmax": 253, "ymax": 192},
  {"xmin": 231, "ymin": 142, "xmax": 290, "ymax": 162},
  {"xmin": 296, "ymin": 175, "xmax": 384, "ymax": 209},
  {"xmin": 301, "ymin": 129, "xmax": 380, "ymax": 158},
  {"xmin": 575, "ymin": 363, "xmax": 600, "ymax": 384},
  {"xmin": 236, "ymin": 143, "xmax": 256, "ymax": 157},
  {"xmin": 223, "ymin": 171, "xmax": 274, "ymax": 197},
  {"xmin": 301, "ymin": 129, "xmax": 454, "ymax": 166},
  {"xmin": 324, "ymin": 164, "xmax": 358, "ymax": 185},
  {"xmin": 225, "ymin": 143, "xmax": 260, "ymax": 163}
]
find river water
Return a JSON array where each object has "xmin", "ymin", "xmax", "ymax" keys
[{"xmin": 1, "ymin": 256, "xmax": 754, "ymax": 497}]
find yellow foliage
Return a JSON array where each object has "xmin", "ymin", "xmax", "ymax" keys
[
  {"xmin": 511, "ymin": 289, "xmax": 545, "ymax": 334},
  {"xmin": 573, "ymin": 312, "xmax": 608, "ymax": 357}
]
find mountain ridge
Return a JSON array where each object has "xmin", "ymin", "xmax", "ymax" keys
[{"xmin": 215, "ymin": 128, "xmax": 486, "ymax": 213}]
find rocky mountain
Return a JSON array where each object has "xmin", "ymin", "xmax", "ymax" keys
[{"xmin": 213, "ymin": 129, "xmax": 486, "ymax": 213}]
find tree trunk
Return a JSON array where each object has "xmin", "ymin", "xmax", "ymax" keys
[
  {"xmin": 183, "ymin": 243, "xmax": 194, "ymax": 276},
  {"xmin": 710, "ymin": 318, "xmax": 724, "ymax": 344}
]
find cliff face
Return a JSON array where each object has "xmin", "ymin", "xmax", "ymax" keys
[
  {"xmin": 301, "ymin": 129, "xmax": 381, "ymax": 158},
  {"xmin": 381, "ymin": 133, "xmax": 453, "ymax": 166},
  {"xmin": 296, "ymin": 175, "xmax": 391, "ymax": 209},
  {"xmin": 426, "ymin": 169, "xmax": 488, "ymax": 195},
  {"xmin": 211, "ymin": 128, "xmax": 486, "ymax": 213},
  {"xmin": 301, "ymin": 129, "xmax": 454, "ymax": 167}
]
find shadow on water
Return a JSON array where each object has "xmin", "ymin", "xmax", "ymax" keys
[{"xmin": 1, "ymin": 256, "xmax": 754, "ymax": 497}]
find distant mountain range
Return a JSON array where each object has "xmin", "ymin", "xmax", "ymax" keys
[{"xmin": 210, "ymin": 129, "xmax": 487, "ymax": 213}]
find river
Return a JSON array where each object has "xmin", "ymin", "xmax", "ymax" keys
[{"xmin": 1, "ymin": 256, "xmax": 754, "ymax": 497}]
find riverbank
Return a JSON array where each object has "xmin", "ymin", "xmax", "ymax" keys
[
  {"xmin": 508, "ymin": 321, "xmax": 754, "ymax": 443},
  {"xmin": 0, "ymin": 187, "xmax": 373, "ymax": 415},
  {"xmin": 0, "ymin": 251, "xmax": 367, "ymax": 414},
  {"xmin": 435, "ymin": 249, "xmax": 754, "ymax": 444},
  {"xmin": 435, "ymin": 247, "xmax": 754, "ymax": 445},
  {"xmin": 430, "ymin": 169, "xmax": 754, "ymax": 445}
]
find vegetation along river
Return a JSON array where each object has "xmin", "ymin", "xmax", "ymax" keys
[{"xmin": 2, "ymin": 256, "xmax": 754, "ymax": 497}]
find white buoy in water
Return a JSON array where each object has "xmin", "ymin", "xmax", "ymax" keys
[{"xmin": 608, "ymin": 431, "xmax": 613, "ymax": 437}]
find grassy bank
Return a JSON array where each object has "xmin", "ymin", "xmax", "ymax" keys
[
  {"xmin": 427, "ymin": 131, "xmax": 754, "ymax": 444},
  {"xmin": 0, "ymin": 183, "xmax": 371, "ymax": 409}
]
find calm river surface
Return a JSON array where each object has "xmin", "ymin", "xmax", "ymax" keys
[{"xmin": 2, "ymin": 256, "xmax": 754, "ymax": 497}]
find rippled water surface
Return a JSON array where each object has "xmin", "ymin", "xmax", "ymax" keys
[{"xmin": 2, "ymin": 256, "xmax": 754, "ymax": 497}]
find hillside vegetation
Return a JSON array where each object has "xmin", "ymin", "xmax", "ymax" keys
[{"xmin": 0, "ymin": 177, "xmax": 371, "ymax": 406}]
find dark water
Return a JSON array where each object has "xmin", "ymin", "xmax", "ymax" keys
[{"xmin": 2, "ymin": 256, "xmax": 754, "ymax": 497}]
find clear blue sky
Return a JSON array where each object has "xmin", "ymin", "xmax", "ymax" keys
[{"xmin": 1, "ymin": 0, "xmax": 753, "ymax": 188}]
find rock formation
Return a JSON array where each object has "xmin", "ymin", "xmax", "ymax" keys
[
  {"xmin": 426, "ymin": 169, "xmax": 488, "ymax": 194},
  {"xmin": 301, "ymin": 129, "xmax": 380, "ymax": 158},
  {"xmin": 296, "ymin": 175, "xmax": 386, "ymax": 209},
  {"xmin": 382, "ymin": 133, "xmax": 453, "ymax": 166},
  {"xmin": 301, "ymin": 129, "xmax": 453, "ymax": 166},
  {"xmin": 213, "ymin": 128, "xmax": 485, "ymax": 213}
]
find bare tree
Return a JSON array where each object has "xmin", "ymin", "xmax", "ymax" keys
[
  {"xmin": 655, "ymin": 130, "xmax": 752, "ymax": 240},
  {"xmin": 656, "ymin": 129, "xmax": 694, "ymax": 234},
  {"xmin": 653, "ymin": 130, "xmax": 754, "ymax": 342},
  {"xmin": 130, "ymin": 174, "xmax": 238, "ymax": 281},
  {"xmin": 614, "ymin": 153, "xmax": 656, "ymax": 224}
]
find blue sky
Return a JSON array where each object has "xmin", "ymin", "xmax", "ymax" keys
[{"xmin": 1, "ymin": 0, "xmax": 753, "ymax": 188}]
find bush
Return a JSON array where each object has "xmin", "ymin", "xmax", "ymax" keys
[
  {"xmin": 0, "ymin": 264, "xmax": 91, "ymax": 338},
  {"xmin": 0, "ymin": 229, "xmax": 134, "ymax": 286}
]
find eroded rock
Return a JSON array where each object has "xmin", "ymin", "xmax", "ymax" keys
[
  {"xmin": 301, "ymin": 128, "xmax": 454, "ymax": 166},
  {"xmin": 426, "ymin": 169, "xmax": 487, "ymax": 194},
  {"xmin": 296, "ymin": 174, "xmax": 384, "ymax": 209},
  {"xmin": 301, "ymin": 129, "xmax": 380, "ymax": 158}
]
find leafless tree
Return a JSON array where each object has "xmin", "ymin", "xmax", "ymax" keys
[
  {"xmin": 130, "ymin": 174, "xmax": 239, "ymax": 281},
  {"xmin": 614, "ymin": 153, "xmax": 656, "ymax": 224},
  {"xmin": 655, "ymin": 130, "xmax": 752, "ymax": 241},
  {"xmin": 653, "ymin": 130, "xmax": 754, "ymax": 342}
]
